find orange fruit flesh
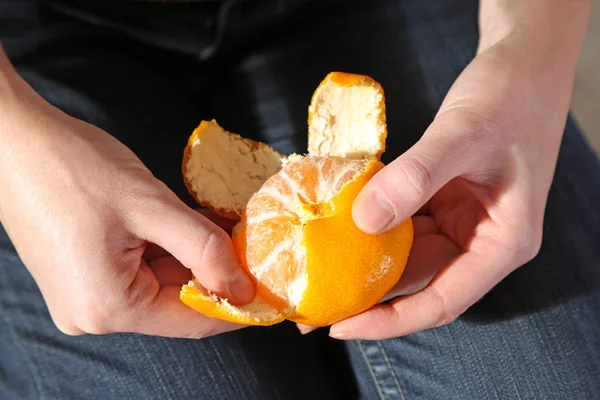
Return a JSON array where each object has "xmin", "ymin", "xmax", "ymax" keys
[
  {"xmin": 291, "ymin": 161, "xmax": 412, "ymax": 326},
  {"xmin": 239, "ymin": 156, "xmax": 377, "ymax": 317}
]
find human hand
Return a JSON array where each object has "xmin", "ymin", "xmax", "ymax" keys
[
  {"xmin": 328, "ymin": 29, "xmax": 585, "ymax": 339},
  {"xmin": 0, "ymin": 67, "xmax": 254, "ymax": 338}
]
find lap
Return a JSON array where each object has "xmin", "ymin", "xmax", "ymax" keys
[
  {"xmin": 241, "ymin": 1, "xmax": 600, "ymax": 398},
  {"xmin": 2, "ymin": 0, "xmax": 599, "ymax": 399},
  {"xmin": 0, "ymin": 238, "xmax": 353, "ymax": 399}
]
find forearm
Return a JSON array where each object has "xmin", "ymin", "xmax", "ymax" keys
[
  {"xmin": 0, "ymin": 45, "xmax": 25, "ymax": 166},
  {"xmin": 473, "ymin": 0, "xmax": 593, "ymax": 124},
  {"xmin": 478, "ymin": 0, "xmax": 592, "ymax": 66},
  {"xmin": 0, "ymin": 44, "xmax": 19, "ymax": 222},
  {"xmin": 0, "ymin": 42, "xmax": 10, "ymax": 72},
  {"xmin": 0, "ymin": 44, "xmax": 30, "ymax": 136},
  {"xmin": 0, "ymin": 44, "xmax": 55, "ymax": 220},
  {"xmin": 0, "ymin": 43, "xmax": 21, "ymax": 102},
  {"xmin": 0, "ymin": 44, "xmax": 58, "ymax": 147}
]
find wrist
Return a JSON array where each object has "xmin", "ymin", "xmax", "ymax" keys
[
  {"xmin": 478, "ymin": 0, "xmax": 592, "ymax": 66},
  {"xmin": 474, "ymin": 1, "xmax": 592, "ymax": 114},
  {"xmin": 0, "ymin": 44, "xmax": 20, "ymax": 103},
  {"xmin": 1, "ymin": 49, "xmax": 29, "ymax": 135},
  {"xmin": 0, "ymin": 52, "xmax": 58, "ymax": 184},
  {"xmin": 0, "ymin": 47, "xmax": 63, "ymax": 145}
]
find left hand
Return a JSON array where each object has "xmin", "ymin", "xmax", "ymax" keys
[{"xmin": 326, "ymin": 31, "xmax": 581, "ymax": 340}]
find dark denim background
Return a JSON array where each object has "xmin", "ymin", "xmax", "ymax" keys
[{"xmin": 1, "ymin": 1, "xmax": 599, "ymax": 398}]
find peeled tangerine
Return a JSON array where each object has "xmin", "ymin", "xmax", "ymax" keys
[{"xmin": 180, "ymin": 72, "xmax": 413, "ymax": 327}]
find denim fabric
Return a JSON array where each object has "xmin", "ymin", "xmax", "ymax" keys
[{"xmin": 1, "ymin": 0, "xmax": 599, "ymax": 399}]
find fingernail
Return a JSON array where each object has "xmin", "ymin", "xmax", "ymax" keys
[
  {"xmin": 297, "ymin": 325, "xmax": 318, "ymax": 335},
  {"xmin": 228, "ymin": 275, "xmax": 255, "ymax": 304},
  {"xmin": 329, "ymin": 331, "xmax": 359, "ymax": 340},
  {"xmin": 353, "ymin": 189, "xmax": 395, "ymax": 233}
]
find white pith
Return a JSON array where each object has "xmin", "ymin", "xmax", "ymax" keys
[
  {"xmin": 185, "ymin": 121, "xmax": 283, "ymax": 217},
  {"xmin": 308, "ymin": 82, "xmax": 385, "ymax": 159}
]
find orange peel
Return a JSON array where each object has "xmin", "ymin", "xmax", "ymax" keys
[{"xmin": 182, "ymin": 120, "xmax": 283, "ymax": 220}]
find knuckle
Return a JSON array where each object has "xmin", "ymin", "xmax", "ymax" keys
[
  {"xmin": 428, "ymin": 107, "xmax": 505, "ymax": 159},
  {"xmin": 382, "ymin": 305, "xmax": 403, "ymax": 332},
  {"xmin": 72, "ymin": 296, "xmax": 117, "ymax": 335},
  {"xmin": 56, "ymin": 325, "xmax": 85, "ymax": 336},
  {"xmin": 516, "ymin": 233, "xmax": 543, "ymax": 265},
  {"xmin": 190, "ymin": 326, "xmax": 221, "ymax": 339},
  {"xmin": 174, "ymin": 321, "xmax": 230, "ymax": 339},
  {"xmin": 434, "ymin": 107, "xmax": 496, "ymax": 142},
  {"xmin": 502, "ymin": 225, "xmax": 543, "ymax": 266},
  {"xmin": 133, "ymin": 184, "xmax": 172, "ymax": 207},
  {"xmin": 52, "ymin": 317, "xmax": 85, "ymax": 336},
  {"xmin": 74, "ymin": 311, "xmax": 114, "ymax": 335},
  {"xmin": 127, "ymin": 184, "xmax": 178, "ymax": 228},
  {"xmin": 196, "ymin": 228, "xmax": 231, "ymax": 266},
  {"xmin": 424, "ymin": 286, "xmax": 460, "ymax": 328},
  {"xmin": 122, "ymin": 276, "xmax": 156, "ymax": 312},
  {"xmin": 45, "ymin": 304, "xmax": 81, "ymax": 336},
  {"xmin": 395, "ymin": 157, "xmax": 433, "ymax": 199}
]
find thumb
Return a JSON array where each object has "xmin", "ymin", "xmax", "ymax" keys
[
  {"xmin": 134, "ymin": 196, "xmax": 255, "ymax": 304},
  {"xmin": 353, "ymin": 120, "xmax": 470, "ymax": 234}
]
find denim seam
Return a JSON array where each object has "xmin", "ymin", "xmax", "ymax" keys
[
  {"xmin": 376, "ymin": 341, "xmax": 406, "ymax": 400},
  {"xmin": 356, "ymin": 340, "xmax": 388, "ymax": 400},
  {"xmin": 0, "ymin": 266, "xmax": 44, "ymax": 400}
]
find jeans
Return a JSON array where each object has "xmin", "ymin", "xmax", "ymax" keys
[{"xmin": 1, "ymin": 1, "xmax": 599, "ymax": 399}]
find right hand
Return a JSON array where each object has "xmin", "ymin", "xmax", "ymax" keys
[{"xmin": 0, "ymin": 59, "xmax": 255, "ymax": 338}]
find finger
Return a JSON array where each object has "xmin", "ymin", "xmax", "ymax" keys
[
  {"xmin": 330, "ymin": 247, "xmax": 510, "ymax": 340},
  {"xmin": 416, "ymin": 201, "xmax": 430, "ymax": 215},
  {"xmin": 57, "ymin": 324, "xmax": 86, "ymax": 336},
  {"xmin": 132, "ymin": 286, "xmax": 243, "ymax": 338},
  {"xmin": 353, "ymin": 117, "xmax": 478, "ymax": 234},
  {"xmin": 380, "ymin": 234, "xmax": 460, "ymax": 301},
  {"xmin": 296, "ymin": 323, "xmax": 318, "ymax": 335},
  {"xmin": 106, "ymin": 263, "xmax": 243, "ymax": 337},
  {"xmin": 143, "ymin": 242, "xmax": 171, "ymax": 262},
  {"xmin": 133, "ymin": 197, "xmax": 255, "ymax": 305},
  {"xmin": 147, "ymin": 256, "xmax": 193, "ymax": 286},
  {"xmin": 36, "ymin": 282, "xmax": 87, "ymax": 336},
  {"xmin": 77, "ymin": 260, "xmax": 243, "ymax": 337},
  {"xmin": 412, "ymin": 215, "xmax": 439, "ymax": 237},
  {"xmin": 47, "ymin": 305, "xmax": 86, "ymax": 336}
]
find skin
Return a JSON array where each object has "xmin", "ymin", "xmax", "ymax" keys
[
  {"xmin": 0, "ymin": 0, "xmax": 593, "ymax": 340},
  {"xmin": 0, "ymin": 45, "xmax": 252, "ymax": 337},
  {"xmin": 328, "ymin": 0, "xmax": 594, "ymax": 340}
]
